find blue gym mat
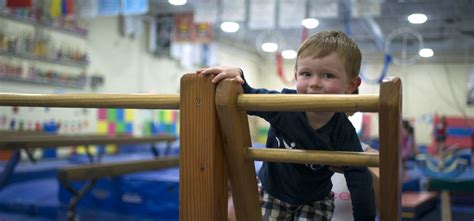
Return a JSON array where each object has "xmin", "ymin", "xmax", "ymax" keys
[
  {"xmin": 0, "ymin": 150, "xmax": 180, "ymax": 221},
  {"xmin": 58, "ymin": 167, "xmax": 179, "ymax": 220},
  {"xmin": 0, "ymin": 178, "xmax": 59, "ymax": 218}
]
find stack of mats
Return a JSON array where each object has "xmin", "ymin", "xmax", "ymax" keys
[{"xmin": 430, "ymin": 116, "xmax": 474, "ymax": 153}]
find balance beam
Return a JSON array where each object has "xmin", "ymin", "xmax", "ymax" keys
[
  {"xmin": 0, "ymin": 93, "xmax": 179, "ymax": 109},
  {"xmin": 0, "ymin": 133, "xmax": 177, "ymax": 150},
  {"xmin": 58, "ymin": 157, "xmax": 179, "ymax": 181}
]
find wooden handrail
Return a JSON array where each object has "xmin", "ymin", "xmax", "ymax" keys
[
  {"xmin": 0, "ymin": 93, "xmax": 179, "ymax": 109},
  {"xmin": 237, "ymin": 94, "xmax": 379, "ymax": 112},
  {"xmin": 246, "ymin": 148, "xmax": 379, "ymax": 167},
  {"xmin": 58, "ymin": 157, "xmax": 179, "ymax": 181},
  {"xmin": 0, "ymin": 134, "xmax": 177, "ymax": 150}
]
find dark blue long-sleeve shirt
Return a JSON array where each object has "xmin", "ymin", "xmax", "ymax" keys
[{"xmin": 241, "ymin": 77, "xmax": 376, "ymax": 221}]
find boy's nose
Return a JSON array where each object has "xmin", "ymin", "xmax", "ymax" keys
[{"xmin": 309, "ymin": 77, "xmax": 322, "ymax": 87}]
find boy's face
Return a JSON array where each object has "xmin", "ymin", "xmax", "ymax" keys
[{"xmin": 294, "ymin": 52, "xmax": 360, "ymax": 95}]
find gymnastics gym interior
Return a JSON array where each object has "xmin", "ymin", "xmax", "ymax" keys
[{"xmin": 1, "ymin": 0, "xmax": 474, "ymax": 220}]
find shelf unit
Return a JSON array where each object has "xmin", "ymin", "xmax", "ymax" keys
[
  {"xmin": 0, "ymin": 74, "xmax": 86, "ymax": 88},
  {"xmin": 0, "ymin": 51, "xmax": 88, "ymax": 68},
  {"xmin": 0, "ymin": 12, "xmax": 88, "ymax": 38},
  {"xmin": 1, "ymin": 11, "xmax": 89, "ymax": 88}
]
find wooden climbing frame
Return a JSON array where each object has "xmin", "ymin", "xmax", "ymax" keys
[{"xmin": 0, "ymin": 73, "xmax": 402, "ymax": 221}]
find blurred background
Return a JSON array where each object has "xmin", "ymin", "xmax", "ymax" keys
[{"xmin": 0, "ymin": 0, "xmax": 474, "ymax": 220}]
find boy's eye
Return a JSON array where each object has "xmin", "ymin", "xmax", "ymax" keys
[
  {"xmin": 299, "ymin": 72, "xmax": 312, "ymax": 77},
  {"xmin": 323, "ymin": 73, "xmax": 334, "ymax": 79}
]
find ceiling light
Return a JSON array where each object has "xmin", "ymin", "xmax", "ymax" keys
[
  {"xmin": 261, "ymin": 42, "xmax": 278, "ymax": 53},
  {"xmin": 408, "ymin": 13, "xmax": 427, "ymax": 24},
  {"xmin": 419, "ymin": 48, "xmax": 434, "ymax": 57},
  {"xmin": 281, "ymin": 50, "xmax": 297, "ymax": 59},
  {"xmin": 301, "ymin": 18, "xmax": 319, "ymax": 29},
  {"xmin": 168, "ymin": 0, "xmax": 187, "ymax": 6},
  {"xmin": 220, "ymin": 22, "xmax": 240, "ymax": 33}
]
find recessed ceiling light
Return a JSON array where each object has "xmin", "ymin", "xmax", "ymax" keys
[
  {"xmin": 419, "ymin": 48, "xmax": 434, "ymax": 57},
  {"xmin": 220, "ymin": 22, "xmax": 240, "ymax": 33},
  {"xmin": 301, "ymin": 18, "xmax": 319, "ymax": 29},
  {"xmin": 168, "ymin": 0, "xmax": 186, "ymax": 6},
  {"xmin": 281, "ymin": 50, "xmax": 297, "ymax": 59},
  {"xmin": 261, "ymin": 42, "xmax": 278, "ymax": 53},
  {"xmin": 408, "ymin": 13, "xmax": 427, "ymax": 24}
]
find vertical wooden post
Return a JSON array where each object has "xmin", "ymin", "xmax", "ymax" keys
[
  {"xmin": 378, "ymin": 77, "xmax": 402, "ymax": 221},
  {"xmin": 215, "ymin": 79, "xmax": 261, "ymax": 221},
  {"xmin": 179, "ymin": 74, "xmax": 227, "ymax": 221}
]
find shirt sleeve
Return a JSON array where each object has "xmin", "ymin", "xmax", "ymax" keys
[{"xmin": 240, "ymin": 70, "xmax": 282, "ymax": 122}]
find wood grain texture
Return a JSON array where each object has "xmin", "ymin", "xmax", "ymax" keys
[
  {"xmin": 237, "ymin": 94, "xmax": 379, "ymax": 112},
  {"xmin": 0, "ymin": 93, "xmax": 179, "ymax": 109},
  {"xmin": 58, "ymin": 157, "xmax": 179, "ymax": 181},
  {"xmin": 0, "ymin": 134, "xmax": 177, "ymax": 150},
  {"xmin": 378, "ymin": 77, "xmax": 402, "ymax": 221},
  {"xmin": 247, "ymin": 148, "xmax": 379, "ymax": 167},
  {"xmin": 179, "ymin": 74, "xmax": 227, "ymax": 221},
  {"xmin": 216, "ymin": 79, "xmax": 261, "ymax": 221}
]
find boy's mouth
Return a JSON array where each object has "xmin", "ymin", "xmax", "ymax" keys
[{"xmin": 306, "ymin": 91, "xmax": 324, "ymax": 94}]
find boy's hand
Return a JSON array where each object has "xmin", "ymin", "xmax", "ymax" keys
[{"xmin": 196, "ymin": 66, "xmax": 244, "ymax": 84}]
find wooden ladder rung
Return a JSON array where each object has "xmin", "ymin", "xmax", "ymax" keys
[
  {"xmin": 237, "ymin": 94, "xmax": 380, "ymax": 112},
  {"xmin": 246, "ymin": 148, "xmax": 379, "ymax": 167}
]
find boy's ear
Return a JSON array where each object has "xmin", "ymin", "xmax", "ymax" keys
[{"xmin": 346, "ymin": 76, "xmax": 361, "ymax": 94}]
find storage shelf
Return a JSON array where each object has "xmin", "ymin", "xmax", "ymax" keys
[
  {"xmin": 0, "ymin": 51, "xmax": 88, "ymax": 68},
  {"xmin": 0, "ymin": 74, "xmax": 86, "ymax": 89},
  {"xmin": 0, "ymin": 12, "xmax": 88, "ymax": 38}
]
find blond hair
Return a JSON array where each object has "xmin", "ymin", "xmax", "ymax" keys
[{"xmin": 296, "ymin": 30, "xmax": 361, "ymax": 79}]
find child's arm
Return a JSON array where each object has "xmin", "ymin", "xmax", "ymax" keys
[
  {"xmin": 196, "ymin": 66, "xmax": 283, "ymax": 122},
  {"xmin": 344, "ymin": 167, "xmax": 376, "ymax": 221},
  {"xmin": 197, "ymin": 66, "xmax": 283, "ymax": 95},
  {"xmin": 338, "ymin": 131, "xmax": 376, "ymax": 220}
]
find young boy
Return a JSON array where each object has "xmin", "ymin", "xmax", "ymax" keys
[{"xmin": 197, "ymin": 30, "xmax": 375, "ymax": 221}]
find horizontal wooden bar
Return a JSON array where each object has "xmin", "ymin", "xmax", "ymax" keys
[
  {"xmin": 58, "ymin": 157, "xmax": 179, "ymax": 181},
  {"xmin": 0, "ymin": 134, "xmax": 177, "ymax": 150},
  {"xmin": 0, "ymin": 93, "xmax": 180, "ymax": 109},
  {"xmin": 237, "ymin": 94, "xmax": 379, "ymax": 112},
  {"xmin": 246, "ymin": 148, "xmax": 379, "ymax": 167}
]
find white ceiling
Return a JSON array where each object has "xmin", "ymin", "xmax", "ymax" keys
[{"xmin": 149, "ymin": 0, "xmax": 474, "ymax": 62}]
